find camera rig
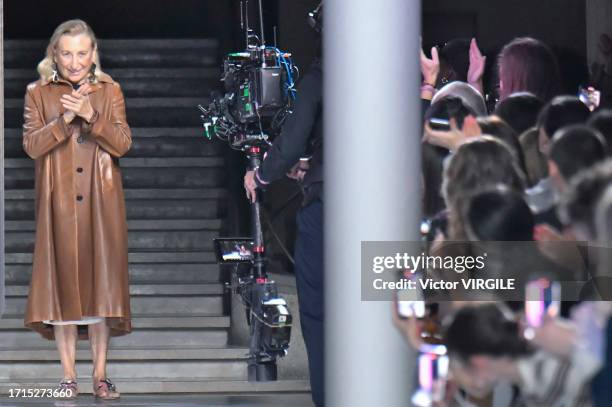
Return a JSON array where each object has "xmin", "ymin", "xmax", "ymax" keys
[{"xmin": 198, "ymin": 0, "xmax": 297, "ymax": 382}]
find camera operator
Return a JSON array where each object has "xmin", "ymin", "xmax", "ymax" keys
[{"xmin": 243, "ymin": 6, "xmax": 324, "ymax": 406}]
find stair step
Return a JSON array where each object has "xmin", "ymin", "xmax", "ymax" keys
[
  {"xmin": 6, "ymin": 67, "xmax": 219, "ymax": 80},
  {"xmin": 5, "ymin": 136, "xmax": 220, "ymax": 158},
  {"xmin": 5, "ymin": 252, "xmax": 217, "ymax": 264},
  {"xmin": 6, "ymin": 263, "xmax": 221, "ymax": 285},
  {"xmin": 0, "ymin": 346, "xmax": 248, "ymax": 361},
  {"xmin": 0, "ymin": 315, "xmax": 229, "ymax": 329},
  {"xmin": 0, "ymin": 360, "xmax": 245, "ymax": 381},
  {"xmin": 5, "ymin": 188, "xmax": 226, "ymax": 200},
  {"xmin": 6, "ymin": 97, "xmax": 206, "ymax": 109},
  {"xmin": 4, "ymin": 127, "xmax": 208, "ymax": 139},
  {"xmin": 6, "ymin": 230, "xmax": 219, "ymax": 252},
  {"xmin": 4, "ymin": 157, "xmax": 224, "ymax": 168},
  {"xmin": 6, "ymin": 199, "xmax": 225, "ymax": 221},
  {"xmin": 0, "ymin": 379, "xmax": 310, "ymax": 395},
  {"xmin": 6, "ymin": 219, "xmax": 223, "ymax": 232},
  {"xmin": 6, "ymin": 98, "xmax": 207, "ymax": 127},
  {"xmin": 5, "ymin": 283, "xmax": 223, "ymax": 297},
  {"xmin": 5, "ymin": 48, "xmax": 218, "ymax": 69},
  {"xmin": 4, "ymin": 295, "xmax": 223, "ymax": 318},
  {"xmin": 4, "ymin": 39, "xmax": 219, "ymax": 50},
  {"xmin": 5, "ymin": 167, "xmax": 225, "ymax": 189},
  {"xmin": 6, "ymin": 77, "xmax": 219, "ymax": 98}
]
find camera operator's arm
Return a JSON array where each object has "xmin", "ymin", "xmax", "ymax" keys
[{"xmin": 255, "ymin": 65, "xmax": 322, "ymax": 189}]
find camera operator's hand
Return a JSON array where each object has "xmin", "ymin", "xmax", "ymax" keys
[
  {"xmin": 244, "ymin": 170, "xmax": 258, "ymax": 203},
  {"xmin": 467, "ymin": 38, "xmax": 486, "ymax": 95},
  {"xmin": 287, "ymin": 159, "xmax": 309, "ymax": 182}
]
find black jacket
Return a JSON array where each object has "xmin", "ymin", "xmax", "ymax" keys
[{"xmin": 255, "ymin": 61, "xmax": 323, "ymax": 204}]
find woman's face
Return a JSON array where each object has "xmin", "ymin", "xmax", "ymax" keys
[{"xmin": 54, "ymin": 33, "xmax": 95, "ymax": 84}]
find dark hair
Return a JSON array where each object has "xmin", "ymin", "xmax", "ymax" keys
[
  {"xmin": 537, "ymin": 96, "xmax": 591, "ymax": 140},
  {"xmin": 588, "ymin": 109, "xmax": 612, "ymax": 156},
  {"xmin": 444, "ymin": 303, "xmax": 531, "ymax": 361},
  {"xmin": 549, "ymin": 125, "xmax": 607, "ymax": 182},
  {"xmin": 477, "ymin": 115, "xmax": 527, "ymax": 176},
  {"xmin": 443, "ymin": 137, "xmax": 526, "ymax": 208},
  {"xmin": 466, "ymin": 187, "xmax": 534, "ymax": 241},
  {"xmin": 425, "ymin": 96, "xmax": 476, "ymax": 129},
  {"xmin": 498, "ymin": 37, "xmax": 562, "ymax": 102},
  {"xmin": 559, "ymin": 159, "xmax": 612, "ymax": 236},
  {"xmin": 438, "ymin": 38, "xmax": 471, "ymax": 84},
  {"xmin": 494, "ymin": 92, "xmax": 544, "ymax": 135},
  {"xmin": 422, "ymin": 143, "xmax": 448, "ymax": 217}
]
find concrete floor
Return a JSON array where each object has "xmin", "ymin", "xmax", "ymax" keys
[{"xmin": 0, "ymin": 394, "xmax": 315, "ymax": 407}]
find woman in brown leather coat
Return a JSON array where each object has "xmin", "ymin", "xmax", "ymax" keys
[{"xmin": 22, "ymin": 19, "xmax": 131, "ymax": 399}]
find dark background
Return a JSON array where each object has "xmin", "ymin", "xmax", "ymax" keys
[
  {"xmin": 5, "ymin": 0, "xmax": 589, "ymax": 92},
  {"xmin": 4, "ymin": 0, "xmax": 590, "ymax": 273}
]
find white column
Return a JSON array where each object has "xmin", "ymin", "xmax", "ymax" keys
[
  {"xmin": 586, "ymin": 0, "xmax": 612, "ymax": 69},
  {"xmin": 0, "ymin": 0, "xmax": 5, "ymax": 317},
  {"xmin": 324, "ymin": 1, "xmax": 420, "ymax": 406}
]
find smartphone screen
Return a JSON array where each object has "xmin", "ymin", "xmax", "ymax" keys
[
  {"xmin": 412, "ymin": 344, "xmax": 449, "ymax": 406},
  {"xmin": 525, "ymin": 278, "xmax": 561, "ymax": 327},
  {"xmin": 578, "ymin": 86, "xmax": 601, "ymax": 112},
  {"xmin": 397, "ymin": 276, "xmax": 426, "ymax": 318},
  {"xmin": 428, "ymin": 117, "xmax": 451, "ymax": 131}
]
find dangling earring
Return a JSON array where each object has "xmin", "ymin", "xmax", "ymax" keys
[
  {"xmin": 51, "ymin": 62, "xmax": 59, "ymax": 83},
  {"xmin": 89, "ymin": 62, "xmax": 97, "ymax": 83}
]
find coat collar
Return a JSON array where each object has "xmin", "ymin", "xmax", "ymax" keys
[{"xmin": 40, "ymin": 71, "xmax": 114, "ymax": 87}]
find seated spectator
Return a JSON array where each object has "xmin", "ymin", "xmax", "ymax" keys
[
  {"xmin": 497, "ymin": 37, "xmax": 562, "ymax": 103},
  {"xmin": 442, "ymin": 137, "xmax": 526, "ymax": 241},
  {"xmin": 559, "ymin": 159, "xmax": 612, "ymax": 241},
  {"xmin": 445, "ymin": 303, "xmax": 600, "ymax": 406},
  {"xmin": 548, "ymin": 125, "xmax": 607, "ymax": 195},
  {"xmin": 437, "ymin": 38, "xmax": 471, "ymax": 87},
  {"xmin": 588, "ymin": 109, "xmax": 612, "ymax": 156},
  {"xmin": 495, "ymin": 92, "xmax": 544, "ymax": 135},
  {"xmin": 476, "ymin": 115, "xmax": 527, "ymax": 176},
  {"xmin": 537, "ymin": 96, "xmax": 591, "ymax": 156},
  {"xmin": 525, "ymin": 96, "xmax": 591, "ymax": 216},
  {"xmin": 432, "ymin": 82, "xmax": 488, "ymax": 117}
]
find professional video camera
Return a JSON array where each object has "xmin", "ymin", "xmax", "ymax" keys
[
  {"xmin": 198, "ymin": 1, "xmax": 297, "ymax": 151},
  {"xmin": 199, "ymin": 0, "xmax": 296, "ymax": 382}
]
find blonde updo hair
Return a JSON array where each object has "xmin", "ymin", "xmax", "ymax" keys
[{"xmin": 37, "ymin": 19, "xmax": 102, "ymax": 81}]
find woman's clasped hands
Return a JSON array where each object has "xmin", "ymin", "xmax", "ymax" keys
[{"xmin": 61, "ymin": 83, "xmax": 95, "ymax": 124}]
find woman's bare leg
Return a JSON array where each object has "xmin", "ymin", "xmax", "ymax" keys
[
  {"xmin": 54, "ymin": 325, "xmax": 78, "ymax": 381},
  {"xmin": 89, "ymin": 319, "xmax": 119, "ymax": 398},
  {"xmin": 88, "ymin": 320, "xmax": 110, "ymax": 383}
]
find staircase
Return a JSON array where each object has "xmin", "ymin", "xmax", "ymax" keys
[{"xmin": 1, "ymin": 39, "xmax": 309, "ymax": 395}]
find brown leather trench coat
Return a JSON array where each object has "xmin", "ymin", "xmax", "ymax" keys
[{"xmin": 23, "ymin": 72, "xmax": 132, "ymax": 339}]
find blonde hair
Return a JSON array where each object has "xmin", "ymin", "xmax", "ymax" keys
[{"xmin": 37, "ymin": 19, "xmax": 102, "ymax": 81}]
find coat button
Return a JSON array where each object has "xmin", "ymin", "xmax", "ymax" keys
[
  {"xmin": 76, "ymin": 195, "xmax": 83, "ymax": 202},
  {"xmin": 76, "ymin": 167, "xmax": 83, "ymax": 173}
]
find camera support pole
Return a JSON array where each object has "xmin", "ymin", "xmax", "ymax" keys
[
  {"xmin": 247, "ymin": 145, "xmax": 266, "ymax": 280},
  {"xmin": 245, "ymin": 145, "xmax": 279, "ymax": 381}
]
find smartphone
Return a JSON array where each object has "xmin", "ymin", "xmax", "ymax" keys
[
  {"xmin": 525, "ymin": 278, "xmax": 561, "ymax": 327},
  {"xmin": 397, "ymin": 276, "xmax": 426, "ymax": 318},
  {"xmin": 428, "ymin": 117, "xmax": 451, "ymax": 131},
  {"xmin": 578, "ymin": 86, "xmax": 601, "ymax": 112},
  {"xmin": 412, "ymin": 344, "xmax": 449, "ymax": 406}
]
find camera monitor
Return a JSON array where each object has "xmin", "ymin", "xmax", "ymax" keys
[{"xmin": 214, "ymin": 238, "xmax": 255, "ymax": 263}]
